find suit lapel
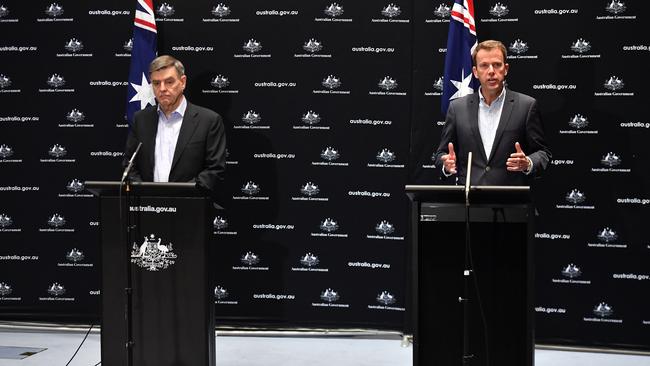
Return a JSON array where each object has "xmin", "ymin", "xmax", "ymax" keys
[
  {"xmin": 468, "ymin": 94, "xmax": 488, "ymax": 162},
  {"xmin": 488, "ymin": 90, "xmax": 515, "ymax": 163},
  {"xmin": 145, "ymin": 107, "xmax": 159, "ymax": 170},
  {"xmin": 170, "ymin": 102, "xmax": 199, "ymax": 173}
]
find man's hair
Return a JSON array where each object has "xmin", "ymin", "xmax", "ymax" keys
[
  {"xmin": 149, "ymin": 55, "xmax": 185, "ymax": 77},
  {"xmin": 472, "ymin": 40, "xmax": 507, "ymax": 65}
]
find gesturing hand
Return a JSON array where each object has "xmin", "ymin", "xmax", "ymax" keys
[
  {"xmin": 440, "ymin": 142, "xmax": 457, "ymax": 174},
  {"xmin": 506, "ymin": 142, "xmax": 531, "ymax": 172}
]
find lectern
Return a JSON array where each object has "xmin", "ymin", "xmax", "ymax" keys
[
  {"xmin": 86, "ymin": 181, "xmax": 215, "ymax": 366},
  {"xmin": 406, "ymin": 185, "xmax": 533, "ymax": 366}
]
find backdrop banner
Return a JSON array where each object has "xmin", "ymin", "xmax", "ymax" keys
[{"xmin": 0, "ymin": 0, "xmax": 648, "ymax": 349}]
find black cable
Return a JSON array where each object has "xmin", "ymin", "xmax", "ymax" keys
[
  {"xmin": 465, "ymin": 206, "xmax": 491, "ymax": 366},
  {"xmin": 92, "ymin": 361, "xmax": 101, "ymax": 366},
  {"xmin": 64, "ymin": 323, "xmax": 94, "ymax": 366}
]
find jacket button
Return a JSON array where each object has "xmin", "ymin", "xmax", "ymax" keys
[{"xmin": 485, "ymin": 166, "xmax": 491, "ymax": 171}]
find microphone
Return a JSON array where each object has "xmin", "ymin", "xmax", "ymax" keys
[
  {"xmin": 121, "ymin": 142, "xmax": 142, "ymax": 184},
  {"xmin": 465, "ymin": 152, "xmax": 472, "ymax": 207}
]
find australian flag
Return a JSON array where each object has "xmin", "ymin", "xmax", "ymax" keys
[
  {"xmin": 126, "ymin": 0, "xmax": 157, "ymax": 125},
  {"xmin": 441, "ymin": 0, "xmax": 478, "ymax": 117}
]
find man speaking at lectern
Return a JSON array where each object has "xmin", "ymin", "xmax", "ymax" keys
[
  {"xmin": 435, "ymin": 40, "xmax": 551, "ymax": 185},
  {"xmin": 123, "ymin": 55, "xmax": 226, "ymax": 196}
]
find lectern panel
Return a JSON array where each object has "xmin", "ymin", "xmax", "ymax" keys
[
  {"xmin": 98, "ymin": 194, "xmax": 215, "ymax": 366},
  {"xmin": 407, "ymin": 185, "xmax": 533, "ymax": 366}
]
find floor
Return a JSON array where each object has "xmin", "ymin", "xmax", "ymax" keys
[{"xmin": 0, "ymin": 324, "xmax": 648, "ymax": 366}]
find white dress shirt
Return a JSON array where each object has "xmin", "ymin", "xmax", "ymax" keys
[
  {"xmin": 442, "ymin": 87, "xmax": 531, "ymax": 176},
  {"xmin": 477, "ymin": 87, "xmax": 506, "ymax": 160},
  {"xmin": 154, "ymin": 97, "xmax": 187, "ymax": 182}
]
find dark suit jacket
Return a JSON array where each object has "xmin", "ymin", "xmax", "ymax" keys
[
  {"xmin": 123, "ymin": 101, "xmax": 226, "ymax": 196},
  {"xmin": 434, "ymin": 89, "xmax": 551, "ymax": 185}
]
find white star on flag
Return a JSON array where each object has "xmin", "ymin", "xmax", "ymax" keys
[
  {"xmin": 129, "ymin": 73, "xmax": 156, "ymax": 109},
  {"xmin": 450, "ymin": 69, "xmax": 475, "ymax": 100}
]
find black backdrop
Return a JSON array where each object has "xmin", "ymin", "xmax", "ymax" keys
[{"xmin": 0, "ymin": 0, "xmax": 649, "ymax": 350}]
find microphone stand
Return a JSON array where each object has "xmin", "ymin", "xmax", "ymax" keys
[
  {"xmin": 462, "ymin": 152, "xmax": 473, "ymax": 366},
  {"xmin": 120, "ymin": 142, "xmax": 141, "ymax": 366}
]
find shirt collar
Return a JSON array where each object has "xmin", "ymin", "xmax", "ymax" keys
[
  {"xmin": 157, "ymin": 95, "xmax": 187, "ymax": 119},
  {"xmin": 478, "ymin": 87, "xmax": 506, "ymax": 107}
]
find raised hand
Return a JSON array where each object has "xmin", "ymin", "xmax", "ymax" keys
[
  {"xmin": 440, "ymin": 142, "xmax": 457, "ymax": 174},
  {"xmin": 506, "ymin": 142, "xmax": 530, "ymax": 172}
]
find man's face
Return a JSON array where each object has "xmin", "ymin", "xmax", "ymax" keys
[
  {"xmin": 472, "ymin": 48, "xmax": 509, "ymax": 96},
  {"xmin": 150, "ymin": 66, "xmax": 186, "ymax": 111}
]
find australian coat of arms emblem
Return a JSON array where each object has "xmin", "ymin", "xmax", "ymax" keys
[{"xmin": 131, "ymin": 234, "xmax": 177, "ymax": 271}]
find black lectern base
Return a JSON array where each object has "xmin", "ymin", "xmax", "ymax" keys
[
  {"xmin": 407, "ymin": 185, "xmax": 533, "ymax": 366},
  {"xmin": 88, "ymin": 182, "xmax": 216, "ymax": 366},
  {"xmin": 417, "ymin": 209, "xmax": 531, "ymax": 366}
]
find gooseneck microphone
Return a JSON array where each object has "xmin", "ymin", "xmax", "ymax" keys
[
  {"xmin": 465, "ymin": 151, "xmax": 472, "ymax": 207},
  {"xmin": 121, "ymin": 142, "xmax": 142, "ymax": 183}
]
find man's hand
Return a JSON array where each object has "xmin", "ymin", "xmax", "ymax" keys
[
  {"xmin": 506, "ymin": 142, "xmax": 531, "ymax": 172},
  {"xmin": 440, "ymin": 142, "xmax": 457, "ymax": 175}
]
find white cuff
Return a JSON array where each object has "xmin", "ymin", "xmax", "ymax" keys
[
  {"xmin": 442, "ymin": 164, "xmax": 453, "ymax": 177},
  {"xmin": 523, "ymin": 157, "xmax": 533, "ymax": 175}
]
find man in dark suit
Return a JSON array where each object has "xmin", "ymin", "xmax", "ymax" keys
[
  {"xmin": 123, "ymin": 55, "xmax": 226, "ymax": 197},
  {"xmin": 435, "ymin": 40, "xmax": 551, "ymax": 185}
]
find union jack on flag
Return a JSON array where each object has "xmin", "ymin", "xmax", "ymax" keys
[
  {"xmin": 126, "ymin": 0, "xmax": 157, "ymax": 125},
  {"xmin": 441, "ymin": 0, "xmax": 478, "ymax": 117}
]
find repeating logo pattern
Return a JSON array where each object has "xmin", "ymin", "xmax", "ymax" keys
[
  {"xmin": 210, "ymin": 75, "xmax": 230, "ymax": 88},
  {"xmin": 0, "ymin": 144, "xmax": 13, "ymax": 158},
  {"xmin": 156, "ymin": 3, "xmax": 175, "ymax": 17},
  {"xmin": 300, "ymin": 253, "xmax": 320, "ymax": 267},
  {"xmin": 47, "ymin": 213, "xmax": 66, "ymax": 228},
  {"xmin": 0, "ymin": 74, "xmax": 11, "ymax": 89},
  {"xmin": 489, "ymin": 3, "xmax": 509, "ymax": 17},
  {"xmin": 45, "ymin": 3, "xmax": 64, "ymax": 17},
  {"xmin": 0, "ymin": 282, "xmax": 12, "ymax": 296},
  {"xmin": 593, "ymin": 302, "xmax": 613, "ymax": 317},
  {"xmin": 320, "ymin": 288, "xmax": 340, "ymax": 302},
  {"xmin": 212, "ymin": 3, "xmax": 231, "ymax": 17},
  {"xmin": 433, "ymin": 3, "xmax": 451, "ymax": 18},
  {"xmin": 319, "ymin": 218, "xmax": 339, "ymax": 233},
  {"xmin": 0, "ymin": 214, "xmax": 13, "ymax": 228},
  {"xmin": 1, "ymin": 0, "xmax": 646, "ymax": 348},
  {"xmin": 66, "ymin": 248, "xmax": 84, "ymax": 262},
  {"xmin": 46, "ymin": 74, "xmax": 66, "ymax": 88},
  {"xmin": 0, "ymin": 5, "xmax": 9, "ymax": 18},
  {"xmin": 597, "ymin": 227, "xmax": 618, "ymax": 243},
  {"xmin": 324, "ymin": 3, "xmax": 344, "ymax": 17},
  {"xmin": 214, "ymin": 285, "xmax": 229, "ymax": 300},
  {"xmin": 241, "ymin": 251, "xmax": 260, "ymax": 266},
  {"xmin": 376, "ymin": 291, "xmax": 396, "ymax": 305},
  {"xmin": 561, "ymin": 264, "xmax": 582, "ymax": 279},
  {"xmin": 47, "ymin": 282, "xmax": 66, "ymax": 296},
  {"xmin": 48, "ymin": 144, "xmax": 67, "ymax": 158},
  {"xmin": 565, "ymin": 189, "xmax": 586, "ymax": 204},
  {"xmin": 64, "ymin": 38, "xmax": 83, "ymax": 52}
]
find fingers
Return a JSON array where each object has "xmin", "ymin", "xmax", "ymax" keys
[
  {"xmin": 441, "ymin": 154, "xmax": 456, "ymax": 174},
  {"xmin": 506, "ymin": 159, "xmax": 520, "ymax": 171},
  {"xmin": 447, "ymin": 143, "xmax": 456, "ymax": 173},
  {"xmin": 506, "ymin": 142, "xmax": 528, "ymax": 171},
  {"xmin": 515, "ymin": 141, "xmax": 524, "ymax": 154},
  {"xmin": 509, "ymin": 142, "xmax": 525, "ymax": 159},
  {"xmin": 446, "ymin": 164, "xmax": 457, "ymax": 174},
  {"xmin": 506, "ymin": 156, "xmax": 528, "ymax": 171}
]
